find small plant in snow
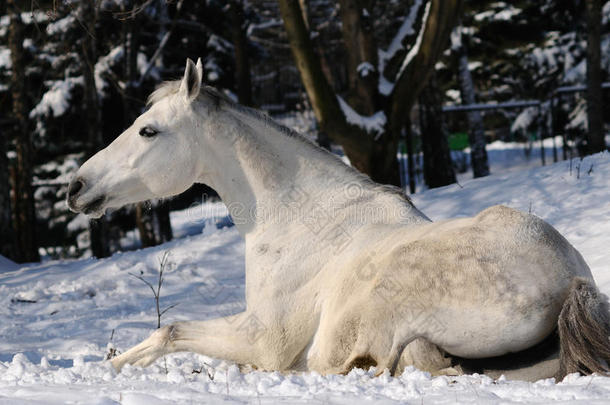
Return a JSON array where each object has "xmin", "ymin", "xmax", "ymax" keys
[
  {"xmin": 130, "ymin": 250, "xmax": 178, "ymax": 329},
  {"xmin": 105, "ymin": 329, "xmax": 119, "ymax": 360}
]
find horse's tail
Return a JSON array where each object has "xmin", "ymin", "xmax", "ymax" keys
[{"xmin": 556, "ymin": 277, "xmax": 610, "ymax": 380}]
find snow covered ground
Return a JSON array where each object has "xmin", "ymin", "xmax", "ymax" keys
[{"xmin": 1, "ymin": 152, "xmax": 609, "ymax": 404}]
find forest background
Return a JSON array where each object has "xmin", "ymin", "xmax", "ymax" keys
[{"xmin": 0, "ymin": 0, "xmax": 608, "ymax": 263}]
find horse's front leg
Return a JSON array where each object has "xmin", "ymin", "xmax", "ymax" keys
[{"xmin": 111, "ymin": 312, "xmax": 272, "ymax": 371}]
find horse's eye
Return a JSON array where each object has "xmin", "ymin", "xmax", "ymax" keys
[{"xmin": 139, "ymin": 126, "xmax": 159, "ymax": 138}]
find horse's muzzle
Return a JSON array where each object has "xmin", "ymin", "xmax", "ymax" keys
[{"xmin": 66, "ymin": 177, "xmax": 106, "ymax": 217}]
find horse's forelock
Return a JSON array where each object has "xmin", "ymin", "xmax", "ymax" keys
[{"xmin": 147, "ymin": 81, "xmax": 182, "ymax": 106}]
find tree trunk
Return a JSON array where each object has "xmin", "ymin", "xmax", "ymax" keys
[
  {"xmin": 8, "ymin": 0, "xmax": 39, "ymax": 263},
  {"xmin": 455, "ymin": 33, "xmax": 489, "ymax": 178},
  {"xmin": 229, "ymin": 0, "xmax": 253, "ymax": 106},
  {"xmin": 338, "ymin": 0, "xmax": 378, "ymax": 115},
  {"xmin": 155, "ymin": 201, "xmax": 173, "ymax": 243},
  {"xmin": 80, "ymin": 0, "xmax": 110, "ymax": 258},
  {"xmin": 278, "ymin": 0, "xmax": 462, "ymax": 186},
  {"xmin": 0, "ymin": 123, "xmax": 15, "ymax": 260},
  {"xmin": 136, "ymin": 203, "xmax": 157, "ymax": 248},
  {"xmin": 586, "ymin": 0, "xmax": 605, "ymax": 154},
  {"xmin": 419, "ymin": 73, "xmax": 457, "ymax": 188}
]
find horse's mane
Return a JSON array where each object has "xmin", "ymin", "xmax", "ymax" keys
[{"xmin": 148, "ymin": 80, "xmax": 414, "ymax": 206}]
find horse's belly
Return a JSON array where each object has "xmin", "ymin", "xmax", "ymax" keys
[{"xmin": 433, "ymin": 301, "xmax": 561, "ymax": 358}]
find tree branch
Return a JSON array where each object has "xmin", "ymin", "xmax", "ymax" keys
[
  {"xmin": 389, "ymin": 0, "xmax": 463, "ymax": 132},
  {"xmin": 337, "ymin": 0, "xmax": 379, "ymax": 115}
]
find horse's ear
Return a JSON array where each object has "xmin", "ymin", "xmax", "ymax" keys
[
  {"xmin": 196, "ymin": 57, "xmax": 203, "ymax": 82},
  {"xmin": 179, "ymin": 58, "xmax": 202, "ymax": 103}
]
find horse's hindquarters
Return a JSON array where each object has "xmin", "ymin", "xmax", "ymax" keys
[{"xmin": 376, "ymin": 206, "xmax": 592, "ymax": 360}]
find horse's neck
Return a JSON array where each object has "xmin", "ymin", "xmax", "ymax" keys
[{"xmin": 198, "ymin": 107, "xmax": 429, "ymax": 238}]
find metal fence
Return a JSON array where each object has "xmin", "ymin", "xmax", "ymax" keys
[{"xmin": 397, "ymin": 82, "xmax": 610, "ymax": 193}]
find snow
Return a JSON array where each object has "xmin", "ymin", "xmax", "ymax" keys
[
  {"xmin": 377, "ymin": 0, "xmax": 424, "ymax": 96},
  {"xmin": 45, "ymin": 14, "xmax": 75, "ymax": 36},
  {"xmin": 246, "ymin": 19, "xmax": 282, "ymax": 37},
  {"xmin": 357, "ymin": 61, "xmax": 375, "ymax": 78},
  {"xmin": 337, "ymin": 96, "xmax": 387, "ymax": 138},
  {"xmin": 66, "ymin": 213, "xmax": 89, "ymax": 234},
  {"xmin": 450, "ymin": 26, "xmax": 462, "ymax": 51},
  {"xmin": 445, "ymin": 89, "xmax": 461, "ymax": 104},
  {"xmin": 379, "ymin": 0, "xmax": 423, "ymax": 64},
  {"xmin": 510, "ymin": 106, "xmax": 539, "ymax": 134},
  {"xmin": 95, "ymin": 46, "xmax": 124, "ymax": 96},
  {"xmin": 473, "ymin": 10, "xmax": 495, "ymax": 22},
  {"xmin": 474, "ymin": 6, "xmax": 522, "ymax": 22},
  {"xmin": 396, "ymin": 1, "xmax": 431, "ymax": 81},
  {"xmin": 603, "ymin": 1, "xmax": 610, "ymax": 25},
  {"xmin": 204, "ymin": 59, "xmax": 220, "ymax": 82},
  {"xmin": 0, "ymin": 11, "xmax": 47, "ymax": 36},
  {"xmin": 29, "ymin": 77, "xmax": 84, "ymax": 118},
  {"xmin": 1, "ymin": 152, "xmax": 610, "ymax": 403},
  {"xmin": 207, "ymin": 34, "xmax": 233, "ymax": 52},
  {"xmin": 378, "ymin": 74, "xmax": 394, "ymax": 96},
  {"xmin": 493, "ymin": 7, "xmax": 522, "ymax": 22},
  {"xmin": 34, "ymin": 153, "xmax": 82, "ymax": 186},
  {"xmin": 0, "ymin": 47, "xmax": 11, "ymax": 69},
  {"xmin": 19, "ymin": 10, "xmax": 47, "ymax": 25},
  {"xmin": 468, "ymin": 61, "xmax": 482, "ymax": 71},
  {"xmin": 566, "ymin": 98, "xmax": 588, "ymax": 132}
]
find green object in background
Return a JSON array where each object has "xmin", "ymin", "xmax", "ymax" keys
[{"xmin": 448, "ymin": 132, "xmax": 469, "ymax": 151}]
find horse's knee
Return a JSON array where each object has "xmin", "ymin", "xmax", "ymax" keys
[{"xmin": 142, "ymin": 324, "xmax": 176, "ymax": 350}]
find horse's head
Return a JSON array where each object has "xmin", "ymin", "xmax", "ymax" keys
[{"xmin": 67, "ymin": 59, "xmax": 206, "ymax": 218}]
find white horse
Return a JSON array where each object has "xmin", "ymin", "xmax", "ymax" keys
[{"xmin": 68, "ymin": 59, "xmax": 610, "ymax": 381}]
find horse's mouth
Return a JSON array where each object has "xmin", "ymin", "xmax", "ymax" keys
[
  {"xmin": 83, "ymin": 196, "xmax": 106, "ymax": 216},
  {"xmin": 69, "ymin": 195, "xmax": 107, "ymax": 218}
]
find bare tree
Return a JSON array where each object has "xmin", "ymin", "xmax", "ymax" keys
[
  {"xmin": 586, "ymin": 0, "xmax": 606, "ymax": 154},
  {"xmin": 277, "ymin": 0, "xmax": 463, "ymax": 186},
  {"xmin": 8, "ymin": 0, "xmax": 39, "ymax": 263},
  {"xmin": 452, "ymin": 26, "xmax": 489, "ymax": 178},
  {"xmin": 130, "ymin": 250, "xmax": 178, "ymax": 329}
]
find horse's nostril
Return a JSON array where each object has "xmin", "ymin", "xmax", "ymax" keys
[{"xmin": 68, "ymin": 179, "xmax": 84, "ymax": 198}]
